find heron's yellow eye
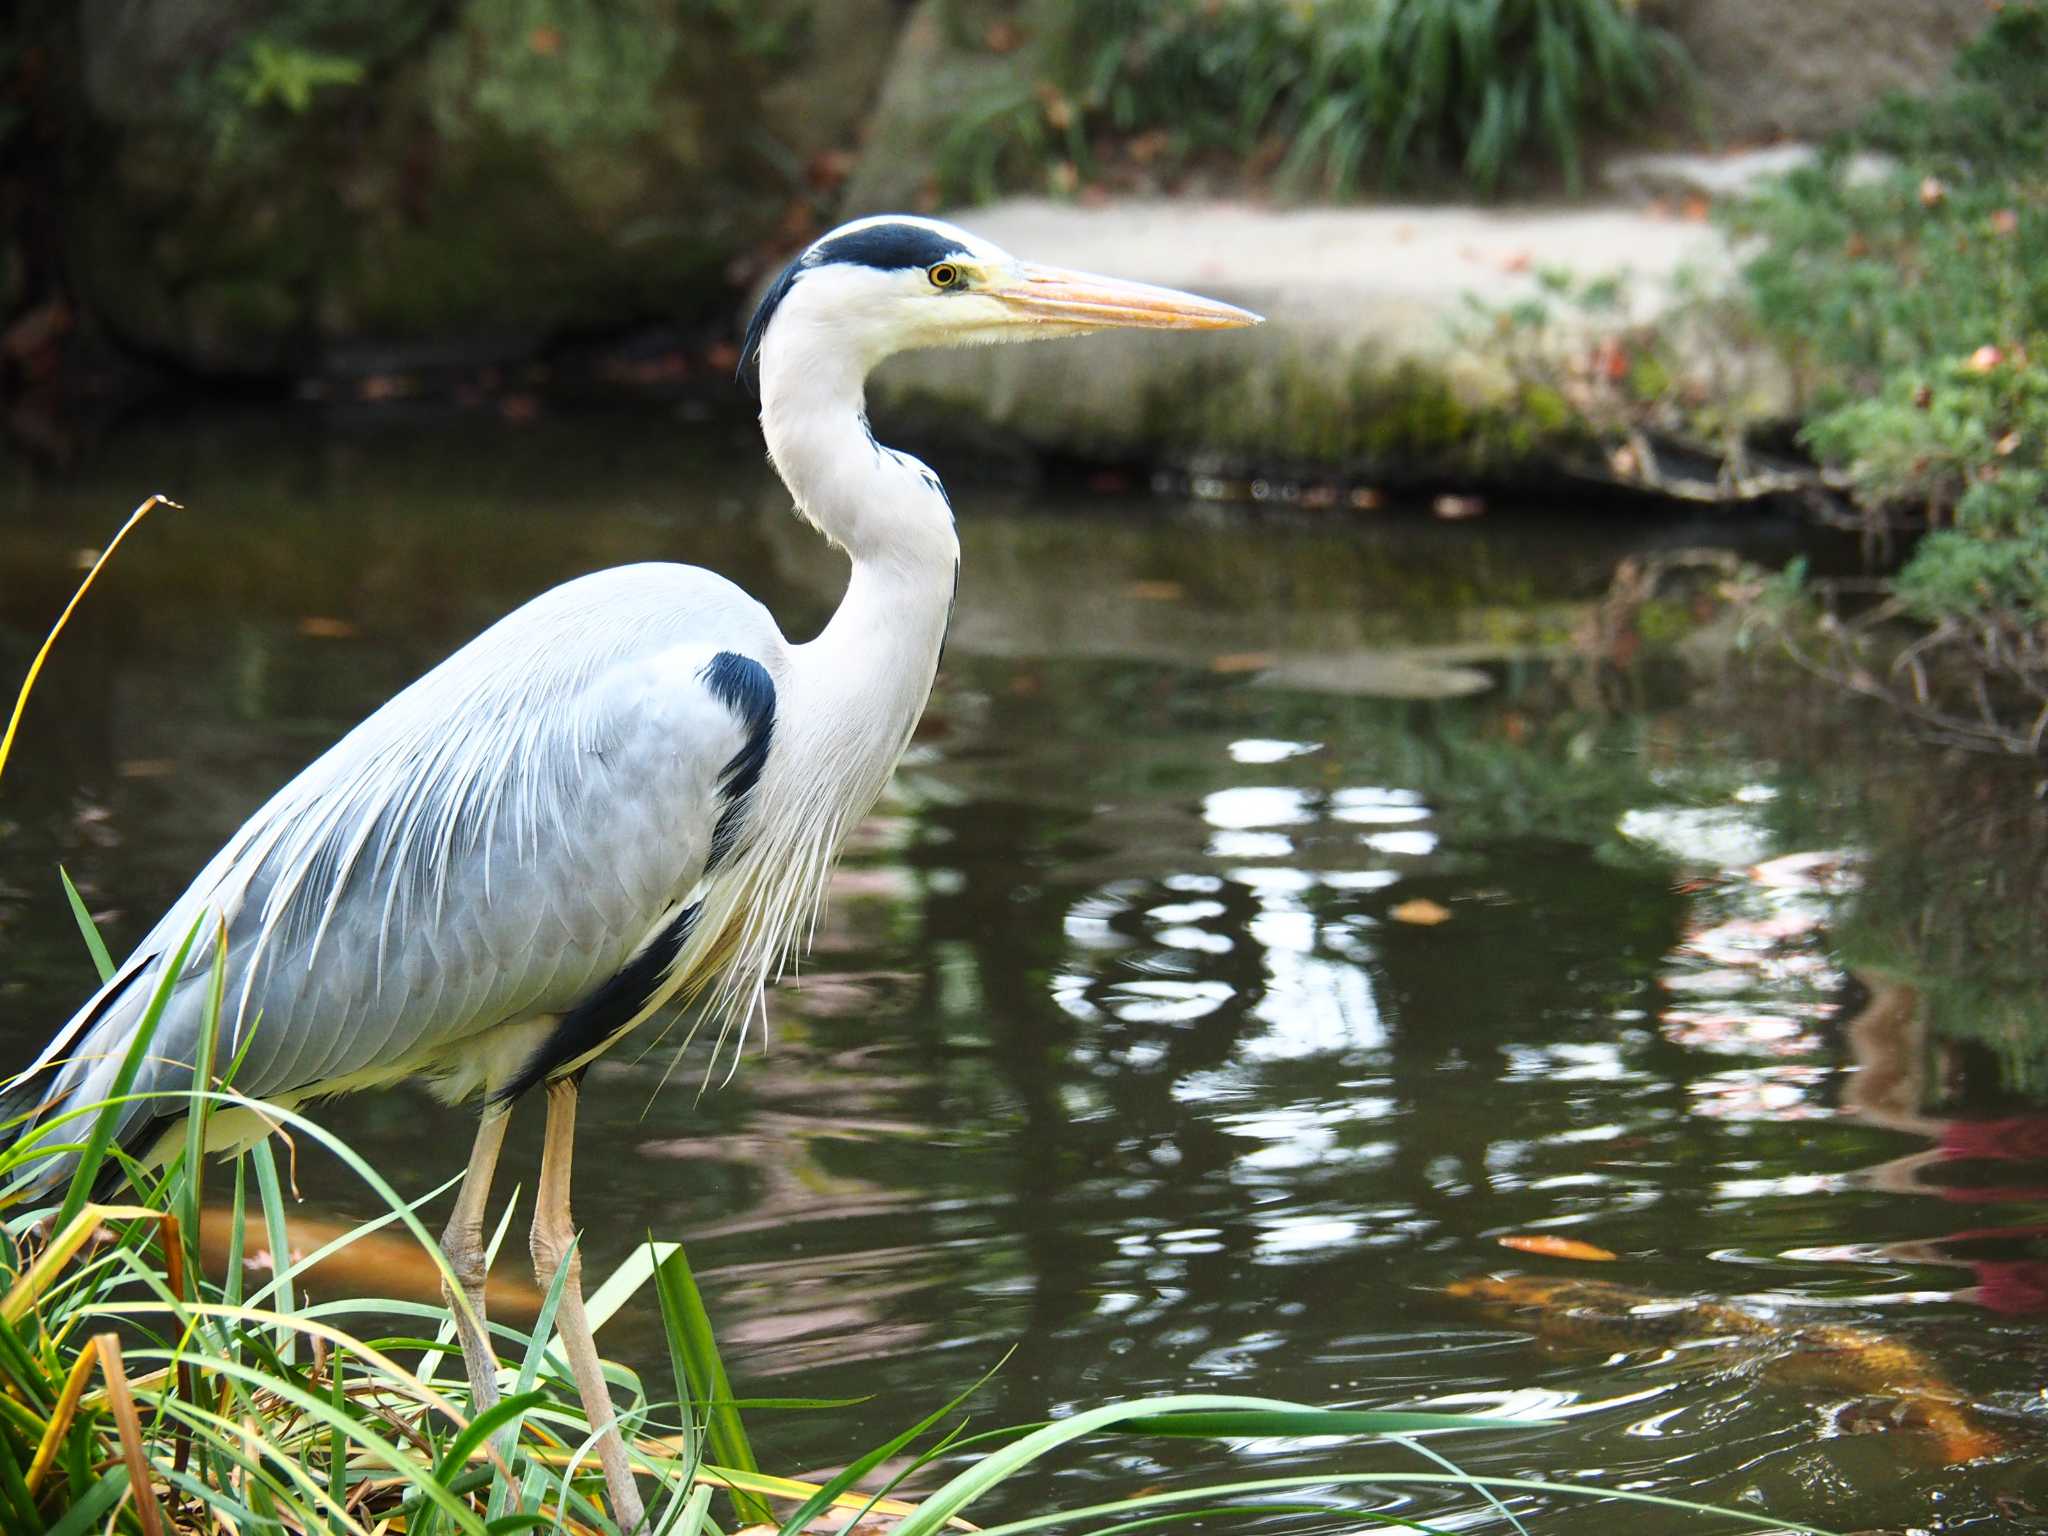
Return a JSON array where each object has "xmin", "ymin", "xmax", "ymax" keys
[{"xmin": 928, "ymin": 262, "xmax": 961, "ymax": 289}]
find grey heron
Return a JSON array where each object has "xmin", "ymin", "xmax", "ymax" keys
[{"xmin": 1, "ymin": 214, "xmax": 1256, "ymax": 1528}]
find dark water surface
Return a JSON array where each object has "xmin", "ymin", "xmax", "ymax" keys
[{"xmin": 5, "ymin": 408, "xmax": 2047, "ymax": 1533}]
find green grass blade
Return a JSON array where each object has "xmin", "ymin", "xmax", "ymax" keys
[
  {"xmin": 958, "ymin": 1471, "xmax": 1850, "ymax": 1536},
  {"xmin": 1080, "ymin": 1509, "xmax": 1435, "ymax": 1536},
  {"xmin": 485, "ymin": 1234, "xmax": 577, "ymax": 1525},
  {"xmin": 431, "ymin": 1390, "xmax": 547, "ymax": 1491},
  {"xmin": 1108, "ymin": 1408, "xmax": 1540, "ymax": 1437},
  {"xmin": 43, "ymin": 1469, "xmax": 129, "ymax": 1536},
  {"xmin": 1385, "ymin": 1431, "xmax": 1529, "ymax": 1536},
  {"xmin": 654, "ymin": 1240, "xmax": 769, "ymax": 1525},
  {"xmin": 53, "ymin": 912, "xmax": 207, "ymax": 1233},
  {"xmin": 0, "ymin": 1431, "xmax": 46, "ymax": 1535},
  {"xmin": 894, "ymin": 1394, "xmax": 1523, "ymax": 1536},
  {"xmin": 251, "ymin": 1138, "xmax": 296, "ymax": 1365},
  {"xmin": 57, "ymin": 867, "xmax": 114, "ymax": 983},
  {"xmin": 654, "ymin": 1480, "xmax": 713, "ymax": 1536},
  {"xmin": 775, "ymin": 1353, "xmax": 1009, "ymax": 1536},
  {"xmin": 179, "ymin": 917, "xmax": 229, "ymax": 1268}
]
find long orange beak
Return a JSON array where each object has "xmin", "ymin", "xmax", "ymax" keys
[{"xmin": 989, "ymin": 261, "xmax": 1262, "ymax": 331}]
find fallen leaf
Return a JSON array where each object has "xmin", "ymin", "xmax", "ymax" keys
[
  {"xmin": 984, "ymin": 18, "xmax": 1023, "ymax": 52},
  {"xmin": 1680, "ymin": 194, "xmax": 1711, "ymax": 222},
  {"xmin": 1432, "ymin": 494, "xmax": 1485, "ymax": 521},
  {"xmin": 1125, "ymin": 579, "xmax": 1185, "ymax": 602},
  {"xmin": 1989, "ymin": 208, "xmax": 2019, "ymax": 236},
  {"xmin": 1498, "ymin": 1234, "xmax": 1618, "ymax": 1262},
  {"xmin": 1209, "ymin": 651, "xmax": 1274, "ymax": 675},
  {"xmin": 1389, "ymin": 898, "xmax": 1452, "ymax": 926},
  {"xmin": 1348, "ymin": 486, "xmax": 1386, "ymax": 510},
  {"xmin": 117, "ymin": 758, "xmax": 178, "ymax": 779},
  {"xmin": 529, "ymin": 24, "xmax": 562, "ymax": 54},
  {"xmin": 296, "ymin": 615, "xmax": 359, "ymax": 640}
]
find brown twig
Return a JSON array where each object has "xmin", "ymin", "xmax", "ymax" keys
[{"xmin": 98, "ymin": 1332, "xmax": 168, "ymax": 1536}]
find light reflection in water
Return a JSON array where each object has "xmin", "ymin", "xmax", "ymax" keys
[{"xmin": 3, "ymin": 411, "xmax": 2046, "ymax": 1530}]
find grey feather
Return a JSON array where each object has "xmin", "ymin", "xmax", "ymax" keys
[{"xmin": 3, "ymin": 563, "xmax": 786, "ymax": 1190}]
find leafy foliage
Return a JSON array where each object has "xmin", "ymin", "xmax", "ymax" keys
[
  {"xmin": 940, "ymin": 0, "xmax": 1689, "ymax": 201},
  {"xmin": 1728, "ymin": 3, "xmax": 2048, "ymax": 627}
]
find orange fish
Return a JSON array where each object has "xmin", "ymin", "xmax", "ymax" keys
[
  {"xmin": 1448, "ymin": 1273, "xmax": 2007, "ymax": 1465},
  {"xmin": 195, "ymin": 1207, "xmax": 543, "ymax": 1314}
]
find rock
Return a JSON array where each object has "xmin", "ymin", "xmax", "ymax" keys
[
  {"xmin": 866, "ymin": 198, "xmax": 1797, "ymax": 478},
  {"xmin": 1643, "ymin": 0, "xmax": 1987, "ymax": 144},
  {"xmin": 840, "ymin": 0, "xmax": 1062, "ymax": 215},
  {"xmin": 1604, "ymin": 146, "xmax": 1898, "ymax": 203},
  {"xmin": 66, "ymin": 0, "xmax": 899, "ymax": 375},
  {"xmin": 1604, "ymin": 145, "xmax": 1815, "ymax": 203}
]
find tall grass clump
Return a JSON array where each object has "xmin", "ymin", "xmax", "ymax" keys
[{"xmin": 940, "ymin": 0, "xmax": 1688, "ymax": 201}]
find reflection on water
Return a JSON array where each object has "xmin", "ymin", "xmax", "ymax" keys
[{"xmin": 4, "ymin": 408, "xmax": 2048, "ymax": 1532}]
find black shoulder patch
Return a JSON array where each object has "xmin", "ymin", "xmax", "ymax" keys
[
  {"xmin": 701, "ymin": 651, "xmax": 776, "ymax": 869},
  {"xmin": 809, "ymin": 220, "xmax": 966, "ymax": 276},
  {"xmin": 493, "ymin": 901, "xmax": 703, "ymax": 1105}
]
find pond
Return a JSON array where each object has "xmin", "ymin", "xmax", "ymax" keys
[{"xmin": 4, "ymin": 406, "xmax": 2046, "ymax": 1533}]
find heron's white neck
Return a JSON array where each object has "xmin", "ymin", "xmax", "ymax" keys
[
  {"xmin": 756, "ymin": 328, "xmax": 959, "ymax": 845},
  {"xmin": 758, "ymin": 339, "xmax": 959, "ymax": 573}
]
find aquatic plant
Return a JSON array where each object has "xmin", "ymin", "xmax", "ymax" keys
[{"xmin": 940, "ymin": 0, "xmax": 1690, "ymax": 200}]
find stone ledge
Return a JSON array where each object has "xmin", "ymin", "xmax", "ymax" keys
[{"xmin": 867, "ymin": 198, "xmax": 1795, "ymax": 479}]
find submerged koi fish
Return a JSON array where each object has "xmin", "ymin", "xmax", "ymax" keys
[
  {"xmin": 196, "ymin": 1207, "xmax": 544, "ymax": 1314},
  {"xmin": 1447, "ymin": 1273, "xmax": 2007, "ymax": 1465}
]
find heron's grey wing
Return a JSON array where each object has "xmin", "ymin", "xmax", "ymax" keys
[{"xmin": 4, "ymin": 564, "xmax": 784, "ymax": 1174}]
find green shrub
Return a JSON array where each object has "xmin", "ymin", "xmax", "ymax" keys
[
  {"xmin": 1728, "ymin": 2, "xmax": 2048, "ymax": 628},
  {"xmin": 941, "ymin": 0, "xmax": 1688, "ymax": 201}
]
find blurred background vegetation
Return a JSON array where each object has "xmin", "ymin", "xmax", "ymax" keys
[{"xmin": 2, "ymin": 0, "xmax": 2045, "ymax": 1032}]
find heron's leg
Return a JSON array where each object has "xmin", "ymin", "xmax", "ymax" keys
[
  {"xmin": 441, "ymin": 1108, "xmax": 511, "ymax": 1414},
  {"xmin": 532, "ymin": 1077, "xmax": 645, "ymax": 1534}
]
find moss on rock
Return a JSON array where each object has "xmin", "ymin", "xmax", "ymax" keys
[{"xmin": 62, "ymin": 0, "xmax": 896, "ymax": 374}]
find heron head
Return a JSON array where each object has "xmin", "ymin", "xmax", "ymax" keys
[{"xmin": 741, "ymin": 214, "xmax": 1260, "ymax": 385}]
